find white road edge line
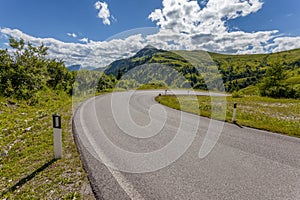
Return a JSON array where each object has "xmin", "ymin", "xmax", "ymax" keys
[{"xmin": 106, "ymin": 167, "xmax": 146, "ymax": 200}]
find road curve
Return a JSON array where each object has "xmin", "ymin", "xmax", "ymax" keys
[{"xmin": 73, "ymin": 90, "xmax": 300, "ymax": 200}]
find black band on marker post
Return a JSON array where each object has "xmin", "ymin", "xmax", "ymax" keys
[{"xmin": 53, "ymin": 114, "xmax": 61, "ymax": 129}]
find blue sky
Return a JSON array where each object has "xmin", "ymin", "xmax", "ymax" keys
[
  {"xmin": 0, "ymin": 0, "xmax": 162, "ymax": 42},
  {"xmin": 0, "ymin": 0, "xmax": 300, "ymax": 67},
  {"xmin": 228, "ymin": 0, "xmax": 300, "ymax": 36}
]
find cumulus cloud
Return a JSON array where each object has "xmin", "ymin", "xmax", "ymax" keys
[
  {"xmin": 147, "ymin": 0, "xmax": 300, "ymax": 55},
  {"xmin": 149, "ymin": 0, "xmax": 263, "ymax": 35},
  {"xmin": 148, "ymin": 0, "xmax": 280, "ymax": 53},
  {"xmin": 0, "ymin": 27, "xmax": 145, "ymax": 68},
  {"xmin": 67, "ymin": 33, "xmax": 77, "ymax": 38},
  {"xmin": 94, "ymin": 1, "xmax": 112, "ymax": 25},
  {"xmin": 272, "ymin": 37, "xmax": 300, "ymax": 52}
]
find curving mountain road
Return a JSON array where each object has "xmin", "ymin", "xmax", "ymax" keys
[{"xmin": 73, "ymin": 90, "xmax": 300, "ymax": 200}]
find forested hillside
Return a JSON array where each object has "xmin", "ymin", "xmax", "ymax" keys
[
  {"xmin": 210, "ymin": 49, "xmax": 300, "ymax": 96},
  {"xmin": 103, "ymin": 46, "xmax": 300, "ymax": 98}
]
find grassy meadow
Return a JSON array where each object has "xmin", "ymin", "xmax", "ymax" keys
[
  {"xmin": 156, "ymin": 94, "xmax": 300, "ymax": 137},
  {"xmin": 0, "ymin": 90, "xmax": 94, "ymax": 199}
]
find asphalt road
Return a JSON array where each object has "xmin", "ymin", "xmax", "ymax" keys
[{"xmin": 73, "ymin": 90, "xmax": 300, "ymax": 200}]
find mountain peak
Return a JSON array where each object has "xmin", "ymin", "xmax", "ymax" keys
[
  {"xmin": 135, "ymin": 45, "xmax": 160, "ymax": 58},
  {"xmin": 104, "ymin": 45, "xmax": 161, "ymax": 75},
  {"xmin": 143, "ymin": 45, "xmax": 157, "ymax": 49}
]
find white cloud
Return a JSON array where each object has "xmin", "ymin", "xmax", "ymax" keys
[
  {"xmin": 94, "ymin": 1, "xmax": 112, "ymax": 25},
  {"xmin": 67, "ymin": 33, "xmax": 77, "ymax": 38},
  {"xmin": 1, "ymin": 0, "xmax": 300, "ymax": 68},
  {"xmin": 148, "ymin": 0, "xmax": 276, "ymax": 53},
  {"xmin": 272, "ymin": 37, "xmax": 300, "ymax": 52},
  {"xmin": 0, "ymin": 27, "xmax": 145, "ymax": 68},
  {"xmin": 111, "ymin": 15, "xmax": 117, "ymax": 23},
  {"xmin": 79, "ymin": 38, "xmax": 89, "ymax": 43},
  {"xmin": 147, "ymin": 0, "xmax": 300, "ymax": 54}
]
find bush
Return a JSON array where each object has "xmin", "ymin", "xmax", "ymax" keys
[
  {"xmin": 259, "ymin": 61, "xmax": 297, "ymax": 98},
  {"xmin": 0, "ymin": 38, "xmax": 74, "ymax": 100}
]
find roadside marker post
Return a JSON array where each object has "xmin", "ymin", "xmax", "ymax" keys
[
  {"xmin": 53, "ymin": 114, "xmax": 62, "ymax": 159},
  {"xmin": 232, "ymin": 103, "xmax": 237, "ymax": 123}
]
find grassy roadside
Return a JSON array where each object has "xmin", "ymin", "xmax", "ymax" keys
[
  {"xmin": 0, "ymin": 90, "xmax": 94, "ymax": 199},
  {"xmin": 156, "ymin": 95, "xmax": 300, "ymax": 137}
]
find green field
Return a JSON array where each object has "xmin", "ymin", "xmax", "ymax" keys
[
  {"xmin": 0, "ymin": 91, "xmax": 94, "ymax": 199},
  {"xmin": 156, "ymin": 95, "xmax": 300, "ymax": 137}
]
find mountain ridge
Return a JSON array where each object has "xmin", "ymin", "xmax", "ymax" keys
[
  {"xmin": 100, "ymin": 45, "xmax": 300, "ymax": 92},
  {"xmin": 103, "ymin": 45, "xmax": 165, "ymax": 75},
  {"xmin": 67, "ymin": 64, "xmax": 96, "ymax": 71}
]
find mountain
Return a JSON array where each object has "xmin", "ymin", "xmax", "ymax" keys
[
  {"xmin": 67, "ymin": 64, "xmax": 82, "ymax": 71},
  {"xmin": 103, "ymin": 45, "xmax": 300, "ymax": 93},
  {"xmin": 104, "ymin": 45, "xmax": 164, "ymax": 76},
  {"xmin": 84, "ymin": 66, "xmax": 96, "ymax": 70},
  {"xmin": 67, "ymin": 65, "xmax": 96, "ymax": 71},
  {"xmin": 93, "ymin": 67, "xmax": 105, "ymax": 72}
]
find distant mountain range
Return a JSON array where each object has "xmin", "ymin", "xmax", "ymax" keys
[
  {"xmin": 100, "ymin": 45, "xmax": 300, "ymax": 93},
  {"xmin": 67, "ymin": 65, "xmax": 96, "ymax": 71}
]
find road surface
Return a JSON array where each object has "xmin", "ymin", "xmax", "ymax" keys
[{"xmin": 73, "ymin": 90, "xmax": 300, "ymax": 200}]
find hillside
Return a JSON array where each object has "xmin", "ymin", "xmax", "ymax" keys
[
  {"xmin": 103, "ymin": 46, "xmax": 300, "ymax": 94},
  {"xmin": 209, "ymin": 49, "xmax": 300, "ymax": 93},
  {"xmin": 103, "ymin": 45, "xmax": 164, "ymax": 75}
]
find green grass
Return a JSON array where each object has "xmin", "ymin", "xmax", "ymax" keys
[
  {"xmin": 286, "ymin": 76, "xmax": 300, "ymax": 85},
  {"xmin": 0, "ymin": 91, "xmax": 94, "ymax": 199},
  {"xmin": 137, "ymin": 84, "xmax": 168, "ymax": 90},
  {"xmin": 156, "ymin": 95, "xmax": 300, "ymax": 137},
  {"xmin": 238, "ymin": 85, "xmax": 260, "ymax": 95}
]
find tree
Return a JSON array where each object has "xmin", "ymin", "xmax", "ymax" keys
[
  {"xmin": 259, "ymin": 61, "xmax": 295, "ymax": 98},
  {"xmin": 117, "ymin": 69, "xmax": 123, "ymax": 80},
  {"xmin": 0, "ymin": 38, "xmax": 74, "ymax": 100},
  {"xmin": 97, "ymin": 73, "xmax": 117, "ymax": 91}
]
